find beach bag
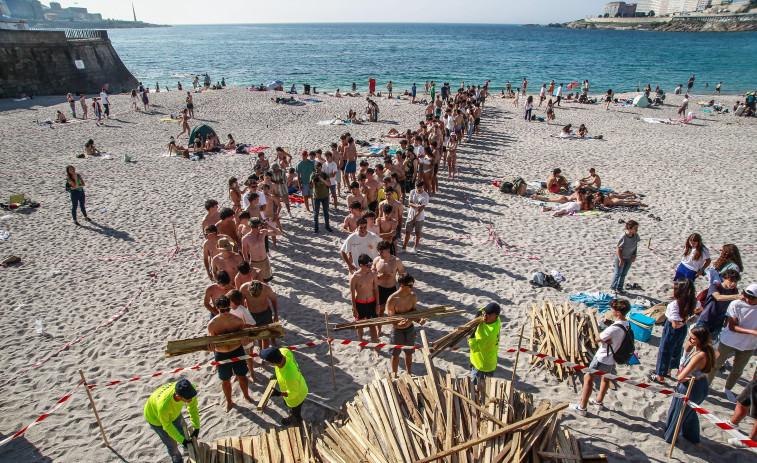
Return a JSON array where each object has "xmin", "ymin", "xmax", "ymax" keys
[
  {"xmin": 529, "ymin": 272, "xmax": 546, "ymax": 287},
  {"xmin": 608, "ymin": 323, "xmax": 635, "ymax": 365},
  {"xmin": 499, "ymin": 181, "xmax": 513, "ymax": 193},
  {"xmin": 236, "ymin": 144, "xmax": 248, "ymax": 154},
  {"xmin": 511, "ymin": 177, "xmax": 527, "ymax": 196}
]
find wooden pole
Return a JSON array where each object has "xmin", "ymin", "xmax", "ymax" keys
[
  {"xmin": 508, "ymin": 325, "xmax": 526, "ymax": 421},
  {"xmin": 171, "ymin": 222, "xmax": 179, "ymax": 247},
  {"xmin": 668, "ymin": 378, "xmax": 696, "ymax": 458},
  {"xmin": 325, "ymin": 313, "xmax": 338, "ymax": 391},
  {"xmin": 78, "ymin": 369, "xmax": 109, "ymax": 447},
  {"xmin": 647, "ymin": 237, "xmax": 652, "ymax": 249}
]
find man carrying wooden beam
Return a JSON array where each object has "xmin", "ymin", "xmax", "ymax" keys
[
  {"xmin": 468, "ymin": 302, "xmax": 502, "ymax": 387},
  {"xmin": 143, "ymin": 379, "xmax": 200, "ymax": 463},
  {"xmin": 260, "ymin": 346, "xmax": 309, "ymax": 426},
  {"xmin": 387, "ymin": 272, "xmax": 426, "ymax": 376}
]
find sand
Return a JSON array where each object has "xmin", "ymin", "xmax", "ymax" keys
[{"xmin": 0, "ymin": 86, "xmax": 756, "ymax": 462}]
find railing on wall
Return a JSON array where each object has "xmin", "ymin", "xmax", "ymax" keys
[{"xmin": 28, "ymin": 28, "xmax": 108, "ymax": 40}]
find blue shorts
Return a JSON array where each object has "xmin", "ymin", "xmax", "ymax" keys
[
  {"xmin": 673, "ymin": 263, "xmax": 698, "ymax": 282},
  {"xmin": 345, "ymin": 161, "xmax": 356, "ymax": 174},
  {"xmin": 301, "ymin": 184, "xmax": 313, "ymax": 196},
  {"xmin": 328, "ymin": 184, "xmax": 336, "ymax": 195},
  {"xmin": 215, "ymin": 345, "xmax": 248, "ymax": 381}
]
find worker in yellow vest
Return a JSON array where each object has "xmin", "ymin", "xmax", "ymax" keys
[
  {"xmin": 143, "ymin": 379, "xmax": 200, "ymax": 463},
  {"xmin": 468, "ymin": 302, "xmax": 502, "ymax": 387},
  {"xmin": 260, "ymin": 346, "xmax": 308, "ymax": 426}
]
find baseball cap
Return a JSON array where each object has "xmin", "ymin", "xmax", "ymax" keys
[
  {"xmin": 745, "ymin": 284, "xmax": 757, "ymax": 298},
  {"xmin": 216, "ymin": 237, "xmax": 233, "ymax": 251},
  {"xmin": 482, "ymin": 302, "xmax": 501, "ymax": 315},
  {"xmin": 259, "ymin": 347, "xmax": 284, "ymax": 364},
  {"xmin": 175, "ymin": 379, "xmax": 197, "ymax": 400},
  {"xmin": 301, "ymin": 149, "xmax": 308, "ymax": 155}
]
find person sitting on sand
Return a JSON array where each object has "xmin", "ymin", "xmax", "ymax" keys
[
  {"xmin": 56, "ymin": 110, "xmax": 67, "ymax": 123},
  {"xmin": 560, "ymin": 124, "xmax": 576, "ymax": 138},
  {"xmin": 578, "ymin": 124, "xmax": 588, "ymax": 139},
  {"xmin": 547, "ymin": 168, "xmax": 570, "ymax": 194},
  {"xmin": 579, "ymin": 168, "xmax": 601, "ymax": 189},
  {"xmin": 541, "ymin": 191, "xmax": 593, "ymax": 217},
  {"xmin": 347, "ymin": 109, "xmax": 360, "ymax": 124},
  {"xmin": 224, "ymin": 134, "xmax": 236, "ymax": 150},
  {"xmin": 594, "ymin": 192, "xmax": 647, "ymax": 208},
  {"xmin": 334, "ymin": 88, "xmax": 342, "ymax": 97},
  {"xmin": 167, "ymin": 138, "xmax": 190, "ymax": 158},
  {"xmin": 383, "ymin": 128, "xmax": 400, "ymax": 137},
  {"xmin": 84, "ymin": 139, "xmax": 101, "ymax": 156}
]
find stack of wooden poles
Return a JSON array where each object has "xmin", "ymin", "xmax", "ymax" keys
[
  {"xmin": 189, "ymin": 330, "xmax": 607, "ymax": 463},
  {"xmin": 332, "ymin": 306, "xmax": 463, "ymax": 332},
  {"xmin": 528, "ymin": 301, "xmax": 601, "ymax": 386}
]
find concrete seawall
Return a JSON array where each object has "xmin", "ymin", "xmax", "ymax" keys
[{"xmin": 0, "ymin": 29, "xmax": 138, "ymax": 98}]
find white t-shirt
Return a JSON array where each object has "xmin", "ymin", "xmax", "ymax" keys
[
  {"xmin": 414, "ymin": 145, "xmax": 425, "ymax": 156},
  {"xmin": 665, "ymin": 300, "xmax": 702, "ymax": 322},
  {"xmin": 719, "ymin": 300, "xmax": 757, "ymax": 351},
  {"xmin": 340, "ymin": 231, "xmax": 380, "ymax": 267},
  {"xmin": 595, "ymin": 321, "xmax": 630, "ymax": 365},
  {"xmin": 680, "ymin": 248, "xmax": 710, "ymax": 271},
  {"xmin": 241, "ymin": 190, "xmax": 267, "ymax": 209},
  {"xmin": 407, "ymin": 189, "xmax": 429, "ymax": 222},
  {"xmin": 540, "ymin": 87, "xmax": 546, "ymax": 97},
  {"xmin": 230, "ymin": 305, "xmax": 255, "ymax": 349},
  {"xmin": 99, "ymin": 92, "xmax": 108, "ymax": 104},
  {"xmin": 556, "ymin": 86, "xmax": 563, "ymax": 97},
  {"xmin": 322, "ymin": 161, "xmax": 338, "ymax": 182}
]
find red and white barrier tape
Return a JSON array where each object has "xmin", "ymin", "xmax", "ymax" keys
[
  {"xmin": 0, "ymin": 247, "xmax": 180, "ymax": 388},
  {"xmin": 502, "ymin": 346, "xmax": 757, "ymax": 452},
  {"xmin": 0, "ymin": 381, "xmax": 83, "ymax": 447},
  {"xmin": 646, "ymin": 247, "xmax": 676, "ymax": 272}
]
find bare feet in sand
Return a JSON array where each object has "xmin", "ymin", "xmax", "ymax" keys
[{"xmin": 224, "ymin": 401, "xmax": 234, "ymax": 412}]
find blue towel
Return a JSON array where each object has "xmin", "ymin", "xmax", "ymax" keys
[{"xmin": 569, "ymin": 292, "xmax": 644, "ymax": 314}]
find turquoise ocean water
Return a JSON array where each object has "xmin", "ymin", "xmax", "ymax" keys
[{"xmin": 109, "ymin": 23, "xmax": 757, "ymax": 95}]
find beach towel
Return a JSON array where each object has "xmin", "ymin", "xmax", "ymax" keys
[
  {"xmin": 642, "ymin": 117, "xmax": 671, "ymax": 124},
  {"xmin": 576, "ymin": 210, "xmax": 601, "ymax": 216},
  {"xmin": 289, "ymin": 195, "xmax": 305, "ymax": 204},
  {"xmin": 569, "ymin": 292, "xmax": 645, "ymax": 314},
  {"xmin": 318, "ymin": 119, "xmax": 345, "ymax": 125},
  {"xmin": 160, "ymin": 117, "xmax": 182, "ymax": 122},
  {"xmin": 245, "ymin": 146, "xmax": 269, "ymax": 154},
  {"xmin": 522, "ymin": 198, "xmax": 548, "ymax": 207},
  {"xmin": 303, "ymin": 99, "xmax": 322, "ymax": 103}
]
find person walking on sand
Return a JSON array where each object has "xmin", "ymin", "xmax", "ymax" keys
[
  {"xmin": 401, "ymin": 180, "xmax": 429, "ymax": 254},
  {"xmin": 555, "ymin": 83, "xmax": 563, "ymax": 106},
  {"xmin": 207, "ymin": 295, "xmax": 254, "ymax": 412},
  {"xmin": 66, "ymin": 166, "xmax": 90, "ymax": 226},
  {"xmin": 678, "ymin": 94, "xmax": 689, "ymax": 117},
  {"xmin": 92, "ymin": 97, "xmax": 103, "ymax": 126},
  {"xmin": 296, "ymin": 150, "xmax": 315, "ymax": 212},
  {"xmin": 538, "ymin": 84, "xmax": 546, "ymax": 106},
  {"xmin": 713, "ymin": 82, "xmax": 722, "ymax": 95},
  {"xmin": 311, "ymin": 161, "xmax": 333, "ymax": 233},
  {"xmin": 259, "ymin": 346, "xmax": 308, "ymax": 426},
  {"xmin": 522, "ymin": 77, "xmax": 527, "ymax": 95},
  {"xmin": 571, "ymin": 299, "xmax": 632, "ymax": 415},
  {"xmin": 178, "ymin": 110, "xmax": 190, "ymax": 139},
  {"xmin": 469, "ymin": 302, "xmax": 502, "ymax": 388},
  {"xmin": 144, "ymin": 379, "xmax": 201, "ymax": 463},
  {"xmin": 99, "ymin": 88, "xmax": 110, "ymax": 118},
  {"xmin": 725, "ymin": 364, "xmax": 757, "ymax": 448},
  {"xmin": 605, "ymin": 89, "xmax": 614, "ymax": 110},
  {"xmin": 524, "ymin": 96, "xmax": 533, "ymax": 122},
  {"xmin": 386, "ymin": 81, "xmax": 393, "ymax": 98},
  {"xmin": 610, "ymin": 221, "xmax": 639, "ymax": 295},
  {"xmin": 186, "ymin": 92, "xmax": 194, "ymax": 119}
]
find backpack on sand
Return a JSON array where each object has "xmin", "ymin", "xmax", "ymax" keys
[
  {"xmin": 608, "ymin": 323, "xmax": 635, "ymax": 365},
  {"xmin": 511, "ymin": 177, "xmax": 527, "ymax": 196},
  {"xmin": 499, "ymin": 181, "xmax": 513, "ymax": 193}
]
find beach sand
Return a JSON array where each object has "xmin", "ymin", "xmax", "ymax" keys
[{"xmin": 0, "ymin": 87, "xmax": 756, "ymax": 462}]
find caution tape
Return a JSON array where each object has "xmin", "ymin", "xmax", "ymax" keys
[
  {"xmin": 0, "ymin": 381, "xmax": 83, "ymax": 448},
  {"xmin": 502, "ymin": 346, "xmax": 757, "ymax": 452},
  {"xmin": 646, "ymin": 247, "xmax": 676, "ymax": 272},
  {"xmin": 0, "ymin": 247, "xmax": 180, "ymax": 388}
]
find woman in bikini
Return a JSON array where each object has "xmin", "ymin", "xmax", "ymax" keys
[
  {"xmin": 79, "ymin": 93, "xmax": 88, "ymax": 119},
  {"xmin": 177, "ymin": 109, "xmax": 190, "ymax": 139},
  {"xmin": 593, "ymin": 192, "xmax": 647, "ymax": 208},
  {"xmin": 229, "ymin": 177, "xmax": 243, "ymax": 214},
  {"xmin": 546, "ymin": 99, "xmax": 555, "ymax": 121},
  {"xmin": 225, "ymin": 134, "xmax": 236, "ymax": 150},
  {"xmin": 447, "ymin": 133, "xmax": 458, "ymax": 179},
  {"xmin": 84, "ymin": 139, "xmax": 100, "ymax": 156}
]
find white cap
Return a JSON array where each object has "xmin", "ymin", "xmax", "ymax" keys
[{"xmin": 745, "ymin": 284, "xmax": 757, "ymax": 298}]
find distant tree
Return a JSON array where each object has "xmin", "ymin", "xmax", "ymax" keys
[
  {"xmin": 649, "ymin": 10, "xmax": 656, "ymax": 17},
  {"xmin": 615, "ymin": 12, "xmax": 621, "ymax": 17},
  {"xmin": 604, "ymin": 13, "xmax": 609, "ymax": 18}
]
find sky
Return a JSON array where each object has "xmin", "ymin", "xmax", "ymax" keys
[{"xmin": 53, "ymin": 0, "xmax": 609, "ymax": 25}]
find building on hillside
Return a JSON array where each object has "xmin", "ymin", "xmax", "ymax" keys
[
  {"xmin": 667, "ymin": 0, "xmax": 700, "ymax": 13},
  {"xmin": 605, "ymin": 2, "xmax": 638, "ymax": 16},
  {"xmin": 696, "ymin": 0, "xmax": 711, "ymax": 10},
  {"xmin": 637, "ymin": 0, "xmax": 670, "ymax": 14}
]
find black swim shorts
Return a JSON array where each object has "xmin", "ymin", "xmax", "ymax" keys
[{"xmin": 215, "ymin": 345, "xmax": 249, "ymax": 381}]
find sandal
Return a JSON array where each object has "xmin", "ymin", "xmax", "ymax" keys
[{"xmin": 647, "ymin": 373, "xmax": 665, "ymax": 384}]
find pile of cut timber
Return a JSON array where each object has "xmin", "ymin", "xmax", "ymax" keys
[
  {"xmin": 429, "ymin": 316, "xmax": 481, "ymax": 358},
  {"xmin": 333, "ymin": 305, "xmax": 463, "ymax": 332},
  {"xmin": 528, "ymin": 301, "xmax": 601, "ymax": 384},
  {"xmin": 190, "ymin": 424, "xmax": 318, "ymax": 462}
]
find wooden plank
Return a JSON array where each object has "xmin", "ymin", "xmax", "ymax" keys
[
  {"xmin": 288, "ymin": 426, "xmax": 303, "ymax": 462},
  {"xmin": 267, "ymin": 430, "xmax": 282, "ymax": 463},
  {"xmin": 257, "ymin": 379, "xmax": 278, "ymax": 411},
  {"xmin": 333, "ymin": 306, "xmax": 460, "ymax": 331},
  {"xmin": 241, "ymin": 436, "xmax": 253, "ymax": 463},
  {"xmin": 444, "ymin": 374, "xmax": 454, "ymax": 454},
  {"xmin": 165, "ymin": 324, "xmax": 286, "ymax": 357},
  {"xmin": 279, "ymin": 428, "xmax": 294, "ymax": 463},
  {"xmin": 209, "ymin": 441, "xmax": 218, "ymax": 463},
  {"xmin": 383, "ymin": 373, "xmax": 416, "ymax": 463},
  {"xmin": 430, "ymin": 317, "xmax": 481, "ymax": 357},
  {"xmin": 414, "ymin": 402, "xmax": 569, "ymax": 463},
  {"xmin": 252, "ymin": 434, "xmax": 263, "ymax": 463},
  {"xmin": 230, "ymin": 436, "xmax": 243, "ymax": 463}
]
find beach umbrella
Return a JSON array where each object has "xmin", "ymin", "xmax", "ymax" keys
[
  {"xmin": 266, "ymin": 80, "xmax": 283, "ymax": 91},
  {"xmin": 566, "ymin": 82, "xmax": 579, "ymax": 91}
]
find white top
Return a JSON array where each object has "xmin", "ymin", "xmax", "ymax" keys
[
  {"xmin": 680, "ymin": 248, "xmax": 710, "ymax": 271},
  {"xmin": 595, "ymin": 321, "xmax": 630, "ymax": 365},
  {"xmin": 719, "ymin": 300, "xmax": 757, "ymax": 351},
  {"xmin": 340, "ymin": 231, "xmax": 380, "ymax": 266},
  {"xmin": 230, "ymin": 305, "xmax": 256, "ymax": 348},
  {"xmin": 665, "ymin": 300, "xmax": 701, "ymax": 322},
  {"xmin": 99, "ymin": 92, "xmax": 108, "ymax": 104},
  {"xmin": 407, "ymin": 189, "xmax": 429, "ymax": 222},
  {"xmin": 540, "ymin": 87, "xmax": 546, "ymax": 97},
  {"xmin": 241, "ymin": 190, "xmax": 267, "ymax": 209},
  {"xmin": 414, "ymin": 145, "xmax": 425, "ymax": 156},
  {"xmin": 556, "ymin": 86, "xmax": 563, "ymax": 96},
  {"xmin": 322, "ymin": 161, "xmax": 338, "ymax": 179}
]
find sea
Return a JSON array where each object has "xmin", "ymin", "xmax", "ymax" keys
[{"xmin": 109, "ymin": 23, "xmax": 757, "ymax": 95}]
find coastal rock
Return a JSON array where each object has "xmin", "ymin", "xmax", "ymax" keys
[{"xmin": 566, "ymin": 18, "xmax": 757, "ymax": 32}]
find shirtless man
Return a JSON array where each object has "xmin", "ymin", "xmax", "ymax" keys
[
  {"xmin": 349, "ymin": 254, "xmax": 379, "ymax": 343},
  {"xmin": 244, "ymin": 191, "xmax": 262, "ymax": 221},
  {"xmin": 546, "ymin": 168, "xmax": 570, "ymax": 194},
  {"xmin": 578, "ymin": 168, "xmax": 601, "ymax": 190},
  {"xmin": 342, "ymin": 201, "xmax": 362, "ymax": 233},
  {"xmin": 387, "ymin": 273, "xmax": 425, "ymax": 376},
  {"xmin": 362, "ymin": 170, "xmax": 381, "ymax": 212},
  {"xmin": 234, "ymin": 260, "xmax": 261, "ymax": 289},
  {"xmin": 202, "ymin": 199, "xmax": 220, "ymax": 231},
  {"xmin": 362, "ymin": 211, "xmax": 380, "ymax": 236},
  {"xmin": 373, "ymin": 240, "xmax": 404, "ymax": 337},
  {"xmin": 202, "ymin": 224, "xmax": 231, "ymax": 281},
  {"xmin": 240, "ymin": 217, "xmax": 280, "ymax": 283},
  {"xmin": 343, "ymin": 137, "xmax": 358, "ymax": 184},
  {"xmin": 346, "ymin": 181, "xmax": 368, "ymax": 212},
  {"xmin": 377, "ymin": 204, "xmax": 398, "ymax": 255},
  {"xmin": 206, "ymin": 295, "xmax": 253, "ymax": 411},
  {"xmin": 530, "ymin": 189, "xmax": 582, "ymax": 204},
  {"xmin": 204, "ymin": 270, "xmax": 235, "ymax": 318},
  {"xmin": 237, "ymin": 211, "xmax": 251, "ymax": 239},
  {"xmin": 215, "ymin": 207, "xmax": 239, "ymax": 245},
  {"xmin": 473, "ymin": 103, "xmax": 482, "ymax": 136},
  {"xmin": 240, "ymin": 280, "xmax": 279, "ymax": 349},
  {"xmin": 379, "ymin": 187, "xmax": 403, "ymax": 249},
  {"xmin": 211, "ymin": 238, "xmax": 244, "ymax": 284}
]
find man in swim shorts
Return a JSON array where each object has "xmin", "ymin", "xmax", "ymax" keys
[
  {"xmin": 207, "ymin": 295, "xmax": 253, "ymax": 411},
  {"xmin": 343, "ymin": 137, "xmax": 358, "ymax": 183},
  {"xmin": 387, "ymin": 273, "xmax": 426, "ymax": 376},
  {"xmin": 373, "ymin": 240, "xmax": 404, "ymax": 335},
  {"xmin": 547, "ymin": 168, "xmax": 570, "ymax": 194},
  {"xmin": 240, "ymin": 217, "xmax": 280, "ymax": 282},
  {"xmin": 240, "ymin": 279, "xmax": 279, "ymax": 349},
  {"xmin": 350, "ymin": 253, "xmax": 379, "ymax": 343}
]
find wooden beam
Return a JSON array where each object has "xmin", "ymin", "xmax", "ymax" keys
[
  {"xmin": 165, "ymin": 324, "xmax": 286, "ymax": 357},
  {"xmin": 414, "ymin": 402, "xmax": 569, "ymax": 463},
  {"xmin": 257, "ymin": 379, "xmax": 278, "ymax": 411},
  {"xmin": 333, "ymin": 306, "xmax": 461, "ymax": 331}
]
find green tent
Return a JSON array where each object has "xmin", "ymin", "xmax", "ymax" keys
[{"xmin": 189, "ymin": 124, "xmax": 215, "ymax": 145}]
